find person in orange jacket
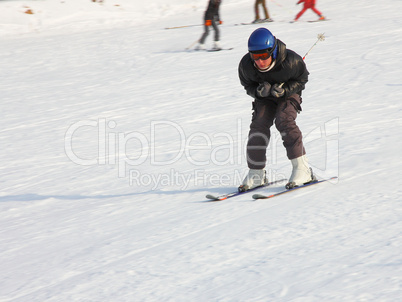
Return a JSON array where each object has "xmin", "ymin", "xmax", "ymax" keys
[{"xmin": 294, "ymin": 0, "xmax": 325, "ymax": 21}]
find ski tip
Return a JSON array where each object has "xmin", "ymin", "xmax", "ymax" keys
[{"xmin": 205, "ymin": 194, "xmax": 227, "ymax": 201}]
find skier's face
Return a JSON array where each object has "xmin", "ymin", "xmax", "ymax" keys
[{"xmin": 253, "ymin": 55, "xmax": 272, "ymax": 70}]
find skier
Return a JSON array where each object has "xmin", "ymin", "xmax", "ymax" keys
[
  {"xmin": 195, "ymin": 0, "xmax": 222, "ymax": 51},
  {"xmin": 238, "ymin": 27, "xmax": 315, "ymax": 191},
  {"xmin": 253, "ymin": 0, "xmax": 273, "ymax": 23},
  {"xmin": 294, "ymin": 0, "xmax": 325, "ymax": 21}
]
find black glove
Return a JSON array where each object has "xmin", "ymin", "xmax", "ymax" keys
[
  {"xmin": 256, "ymin": 82, "xmax": 271, "ymax": 98},
  {"xmin": 270, "ymin": 83, "xmax": 285, "ymax": 98}
]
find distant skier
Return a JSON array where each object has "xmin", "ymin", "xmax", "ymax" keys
[
  {"xmin": 195, "ymin": 0, "xmax": 222, "ymax": 51},
  {"xmin": 238, "ymin": 27, "xmax": 315, "ymax": 191},
  {"xmin": 294, "ymin": 0, "xmax": 325, "ymax": 21},
  {"xmin": 253, "ymin": 0, "xmax": 273, "ymax": 23}
]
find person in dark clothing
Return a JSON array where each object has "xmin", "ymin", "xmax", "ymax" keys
[
  {"xmin": 196, "ymin": 0, "xmax": 222, "ymax": 50},
  {"xmin": 238, "ymin": 27, "xmax": 315, "ymax": 191},
  {"xmin": 253, "ymin": 0, "xmax": 272, "ymax": 23}
]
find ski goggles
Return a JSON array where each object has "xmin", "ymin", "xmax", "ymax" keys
[{"xmin": 250, "ymin": 52, "xmax": 271, "ymax": 61}]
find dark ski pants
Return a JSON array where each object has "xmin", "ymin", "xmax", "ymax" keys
[
  {"xmin": 255, "ymin": 0, "xmax": 270, "ymax": 20},
  {"xmin": 247, "ymin": 94, "xmax": 306, "ymax": 169},
  {"xmin": 199, "ymin": 21, "xmax": 220, "ymax": 44}
]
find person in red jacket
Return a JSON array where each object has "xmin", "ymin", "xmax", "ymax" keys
[{"xmin": 294, "ymin": 0, "xmax": 325, "ymax": 21}]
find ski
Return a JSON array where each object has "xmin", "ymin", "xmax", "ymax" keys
[
  {"xmin": 165, "ymin": 24, "xmax": 202, "ymax": 30},
  {"xmin": 287, "ymin": 19, "xmax": 329, "ymax": 23},
  {"xmin": 188, "ymin": 47, "xmax": 233, "ymax": 53},
  {"xmin": 235, "ymin": 20, "xmax": 274, "ymax": 26},
  {"xmin": 235, "ymin": 22, "xmax": 258, "ymax": 26},
  {"xmin": 307, "ymin": 19, "xmax": 330, "ymax": 23},
  {"xmin": 205, "ymin": 178, "xmax": 286, "ymax": 201},
  {"xmin": 207, "ymin": 47, "xmax": 233, "ymax": 52},
  {"xmin": 252, "ymin": 176, "xmax": 338, "ymax": 200}
]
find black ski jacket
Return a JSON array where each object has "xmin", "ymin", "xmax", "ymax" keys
[
  {"xmin": 238, "ymin": 39, "xmax": 309, "ymax": 102},
  {"xmin": 204, "ymin": 0, "xmax": 221, "ymax": 21}
]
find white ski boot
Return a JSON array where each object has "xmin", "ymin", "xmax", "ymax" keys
[
  {"xmin": 239, "ymin": 169, "xmax": 267, "ymax": 192},
  {"xmin": 212, "ymin": 41, "xmax": 222, "ymax": 51},
  {"xmin": 195, "ymin": 43, "xmax": 205, "ymax": 51},
  {"xmin": 286, "ymin": 155, "xmax": 316, "ymax": 189}
]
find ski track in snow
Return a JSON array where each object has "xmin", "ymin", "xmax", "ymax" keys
[{"xmin": 1, "ymin": 0, "xmax": 402, "ymax": 301}]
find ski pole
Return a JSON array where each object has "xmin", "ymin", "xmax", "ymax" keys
[
  {"xmin": 278, "ymin": 33, "xmax": 325, "ymax": 87},
  {"xmin": 270, "ymin": 0, "xmax": 283, "ymax": 7},
  {"xmin": 165, "ymin": 24, "xmax": 202, "ymax": 30},
  {"xmin": 269, "ymin": 0, "xmax": 293, "ymax": 14},
  {"xmin": 185, "ymin": 39, "xmax": 199, "ymax": 50},
  {"xmin": 303, "ymin": 33, "xmax": 325, "ymax": 60}
]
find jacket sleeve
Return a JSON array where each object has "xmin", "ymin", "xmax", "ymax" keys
[
  {"xmin": 238, "ymin": 59, "xmax": 258, "ymax": 99},
  {"xmin": 216, "ymin": 9, "xmax": 221, "ymax": 22},
  {"xmin": 205, "ymin": 0, "xmax": 221, "ymax": 20},
  {"xmin": 283, "ymin": 56, "xmax": 309, "ymax": 97},
  {"xmin": 214, "ymin": 0, "xmax": 221, "ymax": 21}
]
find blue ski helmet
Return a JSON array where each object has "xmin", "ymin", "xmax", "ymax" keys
[{"xmin": 248, "ymin": 28, "xmax": 278, "ymax": 60}]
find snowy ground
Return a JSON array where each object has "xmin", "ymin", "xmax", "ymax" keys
[{"xmin": 1, "ymin": 0, "xmax": 402, "ymax": 301}]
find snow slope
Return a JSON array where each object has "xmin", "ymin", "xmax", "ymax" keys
[{"xmin": 1, "ymin": 0, "xmax": 402, "ymax": 301}]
